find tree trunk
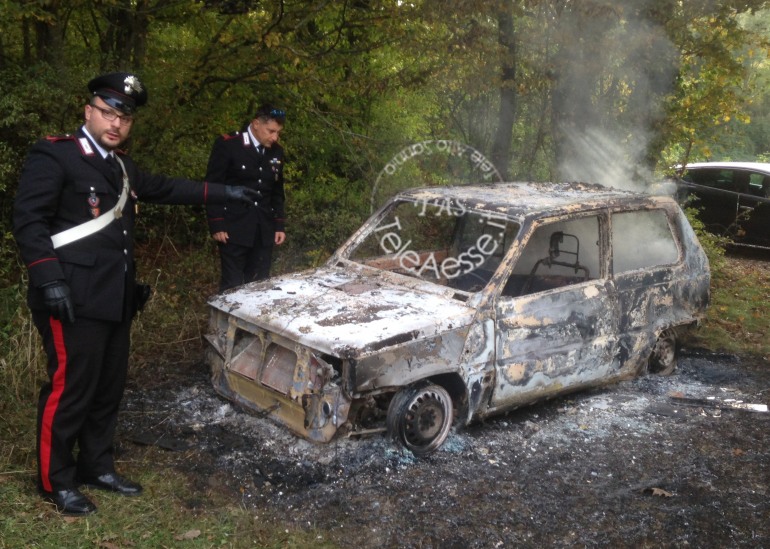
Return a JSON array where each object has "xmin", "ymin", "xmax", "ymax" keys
[
  {"xmin": 99, "ymin": 0, "xmax": 150, "ymax": 69},
  {"xmin": 491, "ymin": 7, "xmax": 516, "ymax": 181},
  {"xmin": 33, "ymin": 0, "xmax": 64, "ymax": 65}
]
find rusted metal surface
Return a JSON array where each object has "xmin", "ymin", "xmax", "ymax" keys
[{"xmin": 204, "ymin": 181, "xmax": 710, "ymax": 452}]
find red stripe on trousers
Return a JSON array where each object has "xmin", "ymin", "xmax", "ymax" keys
[{"xmin": 39, "ymin": 317, "xmax": 68, "ymax": 492}]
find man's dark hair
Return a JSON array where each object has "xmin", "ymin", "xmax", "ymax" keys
[{"xmin": 255, "ymin": 104, "xmax": 286, "ymax": 124}]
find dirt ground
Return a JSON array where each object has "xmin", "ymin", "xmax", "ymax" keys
[{"xmin": 120, "ymin": 262, "xmax": 770, "ymax": 549}]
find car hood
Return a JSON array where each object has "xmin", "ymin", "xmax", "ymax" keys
[{"xmin": 208, "ymin": 265, "xmax": 477, "ymax": 357}]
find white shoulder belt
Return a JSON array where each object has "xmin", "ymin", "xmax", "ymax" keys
[{"xmin": 51, "ymin": 156, "xmax": 130, "ymax": 249}]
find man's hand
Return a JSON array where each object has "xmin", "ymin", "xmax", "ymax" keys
[
  {"xmin": 212, "ymin": 231, "xmax": 229, "ymax": 244},
  {"xmin": 274, "ymin": 231, "xmax": 286, "ymax": 245},
  {"xmin": 225, "ymin": 186, "xmax": 262, "ymax": 206},
  {"xmin": 40, "ymin": 280, "xmax": 75, "ymax": 323}
]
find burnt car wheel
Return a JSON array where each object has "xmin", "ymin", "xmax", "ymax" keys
[
  {"xmin": 386, "ymin": 382, "xmax": 453, "ymax": 457},
  {"xmin": 648, "ymin": 328, "xmax": 678, "ymax": 376}
]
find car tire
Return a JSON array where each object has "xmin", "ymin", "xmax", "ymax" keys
[
  {"xmin": 386, "ymin": 382, "xmax": 453, "ymax": 457},
  {"xmin": 648, "ymin": 328, "xmax": 678, "ymax": 376}
]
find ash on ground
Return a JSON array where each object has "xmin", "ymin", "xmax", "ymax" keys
[{"xmin": 122, "ymin": 350, "xmax": 769, "ymax": 548}]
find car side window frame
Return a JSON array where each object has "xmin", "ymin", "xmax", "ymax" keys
[
  {"xmin": 497, "ymin": 211, "xmax": 607, "ymax": 299},
  {"xmin": 610, "ymin": 207, "xmax": 681, "ymax": 275}
]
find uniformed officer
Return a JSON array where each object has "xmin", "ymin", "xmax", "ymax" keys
[
  {"xmin": 12, "ymin": 72, "xmax": 260, "ymax": 515},
  {"xmin": 205, "ymin": 105, "xmax": 287, "ymax": 291}
]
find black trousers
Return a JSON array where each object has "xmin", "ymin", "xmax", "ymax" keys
[
  {"xmin": 217, "ymin": 240, "xmax": 273, "ymax": 292},
  {"xmin": 32, "ymin": 311, "xmax": 131, "ymax": 492}
]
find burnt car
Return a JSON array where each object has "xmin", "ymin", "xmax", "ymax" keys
[
  {"xmin": 204, "ymin": 182, "xmax": 710, "ymax": 456},
  {"xmin": 677, "ymin": 161, "xmax": 770, "ymax": 249}
]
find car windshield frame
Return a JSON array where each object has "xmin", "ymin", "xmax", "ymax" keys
[{"xmin": 342, "ymin": 197, "xmax": 520, "ymax": 292}]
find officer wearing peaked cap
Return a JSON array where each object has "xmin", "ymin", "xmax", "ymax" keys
[
  {"xmin": 88, "ymin": 72, "xmax": 148, "ymax": 114},
  {"xmin": 12, "ymin": 72, "xmax": 260, "ymax": 516},
  {"xmin": 206, "ymin": 104, "xmax": 287, "ymax": 291}
]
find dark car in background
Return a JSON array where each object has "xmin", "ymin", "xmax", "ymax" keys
[{"xmin": 678, "ymin": 161, "xmax": 770, "ymax": 249}]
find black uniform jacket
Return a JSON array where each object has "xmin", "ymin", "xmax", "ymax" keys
[
  {"xmin": 205, "ymin": 128, "xmax": 285, "ymax": 247},
  {"xmin": 13, "ymin": 129, "xmax": 230, "ymax": 322}
]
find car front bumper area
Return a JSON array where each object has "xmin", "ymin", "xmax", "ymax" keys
[{"xmin": 204, "ymin": 317, "xmax": 351, "ymax": 443}]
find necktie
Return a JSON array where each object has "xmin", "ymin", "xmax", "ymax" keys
[
  {"xmin": 257, "ymin": 145, "xmax": 265, "ymax": 155},
  {"xmin": 106, "ymin": 154, "xmax": 123, "ymax": 185}
]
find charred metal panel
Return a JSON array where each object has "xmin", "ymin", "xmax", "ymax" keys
[
  {"xmin": 489, "ymin": 280, "xmax": 621, "ymax": 410},
  {"xmin": 455, "ymin": 318, "xmax": 497, "ymax": 422},
  {"xmin": 209, "ymin": 266, "xmax": 476, "ymax": 358},
  {"xmin": 204, "ymin": 313, "xmax": 354, "ymax": 442},
  {"xmin": 351, "ymin": 327, "xmax": 474, "ymax": 393},
  {"xmin": 393, "ymin": 182, "xmax": 639, "ymax": 222},
  {"xmin": 611, "ymin": 202, "xmax": 710, "ymax": 376}
]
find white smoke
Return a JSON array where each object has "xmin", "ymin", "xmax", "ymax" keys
[
  {"xmin": 559, "ymin": 127, "xmax": 653, "ymax": 192},
  {"xmin": 554, "ymin": 5, "xmax": 679, "ymax": 194}
]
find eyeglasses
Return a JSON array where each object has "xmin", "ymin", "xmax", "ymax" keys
[
  {"xmin": 92, "ymin": 104, "xmax": 134, "ymax": 125},
  {"xmin": 270, "ymin": 108, "xmax": 286, "ymax": 119}
]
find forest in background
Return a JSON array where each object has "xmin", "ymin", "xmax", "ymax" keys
[{"xmin": 1, "ymin": 0, "xmax": 769, "ymax": 316}]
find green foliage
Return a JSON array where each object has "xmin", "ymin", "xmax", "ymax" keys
[
  {"xmin": 2, "ymin": 0, "xmax": 769, "ymax": 397},
  {"xmin": 683, "ymin": 206, "xmax": 729, "ymax": 272},
  {"xmin": 660, "ymin": 5, "xmax": 770, "ymax": 164}
]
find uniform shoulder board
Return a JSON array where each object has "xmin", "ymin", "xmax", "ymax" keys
[
  {"xmin": 221, "ymin": 132, "xmax": 240, "ymax": 141},
  {"xmin": 45, "ymin": 134, "xmax": 75, "ymax": 143}
]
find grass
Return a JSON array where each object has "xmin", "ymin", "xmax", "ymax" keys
[
  {"xmin": 693, "ymin": 250, "xmax": 770, "ymax": 358},
  {"xmin": 0, "ymin": 461, "xmax": 334, "ymax": 548},
  {"xmin": 1, "ymin": 229, "xmax": 768, "ymax": 548}
]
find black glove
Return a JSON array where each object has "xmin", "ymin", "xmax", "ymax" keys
[
  {"xmin": 40, "ymin": 280, "xmax": 75, "ymax": 323},
  {"xmin": 225, "ymin": 186, "xmax": 262, "ymax": 206},
  {"xmin": 134, "ymin": 283, "xmax": 152, "ymax": 315}
]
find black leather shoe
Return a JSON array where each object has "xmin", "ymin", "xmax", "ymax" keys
[
  {"xmin": 81, "ymin": 472, "xmax": 143, "ymax": 496},
  {"xmin": 41, "ymin": 488, "xmax": 97, "ymax": 515}
]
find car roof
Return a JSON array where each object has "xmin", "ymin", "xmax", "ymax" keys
[
  {"xmin": 685, "ymin": 161, "xmax": 770, "ymax": 174},
  {"xmin": 396, "ymin": 181, "xmax": 668, "ymax": 220}
]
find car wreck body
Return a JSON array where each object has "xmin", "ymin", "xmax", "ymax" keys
[{"xmin": 205, "ymin": 181, "xmax": 710, "ymax": 455}]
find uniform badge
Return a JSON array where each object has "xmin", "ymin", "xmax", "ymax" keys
[
  {"xmin": 124, "ymin": 75, "xmax": 144, "ymax": 95},
  {"xmin": 77, "ymin": 137, "xmax": 95, "ymax": 156},
  {"xmin": 88, "ymin": 191, "xmax": 100, "ymax": 217}
]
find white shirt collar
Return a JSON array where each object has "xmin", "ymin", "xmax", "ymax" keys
[
  {"xmin": 81, "ymin": 126, "xmax": 112, "ymax": 159},
  {"xmin": 247, "ymin": 125, "xmax": 264, "ymax": 150}
]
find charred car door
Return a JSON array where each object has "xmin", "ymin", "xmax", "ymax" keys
[
  {"xmin": 611, "ymin": 208, "xmax": 683, "ymax": 372},
  {"xmin": 489, "ymin": 213, "xmax": 620, "ymax": 410}
]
